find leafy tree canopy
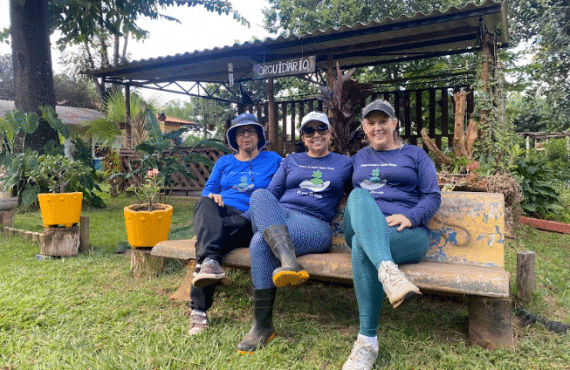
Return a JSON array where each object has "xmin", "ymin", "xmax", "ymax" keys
[
  {"xmin": 508, "ymin": 0, "xmax": 570, "ymax": 131},
  {"xmin": 262, "ymin": 0, "xmax": 461, "ymax": 36},
  {"xmin": 50, "ymin": 0, "xmax": 249, "ymax": 49}
]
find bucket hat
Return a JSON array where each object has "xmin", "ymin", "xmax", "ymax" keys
[{"xmin": 226, "ymin": 113, "xmax": 266, "ymax": 151}]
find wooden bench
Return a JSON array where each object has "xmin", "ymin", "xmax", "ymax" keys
[{"xmin": 153, "ymin": 191, "xmax": 513, "ymax": 350}]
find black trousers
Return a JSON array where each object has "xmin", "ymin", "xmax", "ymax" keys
[{"xmin": 190, "ymin": 196, "xmax": 253, "ymax": 311}]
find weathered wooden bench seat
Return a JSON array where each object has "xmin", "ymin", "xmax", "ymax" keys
[{"xmin": 153, "ymin": 191, "xmax": 513, "ymax": 349}]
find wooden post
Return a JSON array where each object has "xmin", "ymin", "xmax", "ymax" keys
[
  {"xmin": 124, "ymin": 84, "xmax": 131, "ymax": 148},
  {"xmin": 267, "ymin": 77, "xmax": 278, "ymax": 154},
  {"xmin": 130, "ymin": 248, "xmax": 165, "ymax": 278},
  {"xmin": 516, "ymin": 251, "xmax": 536, "ymax": 302},
  {"xmin": 79, "ymin": 215, "xmax": 89, "ymax": 253},
  {"xmin": 326, "ymin": 54, "xmax": 334, "ymax": 89}
]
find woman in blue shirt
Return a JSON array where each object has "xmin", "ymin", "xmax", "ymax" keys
[
  {"xmin": 342, "ymin": 100, "xmax": 441, "ymax": 370},
  {"xmin": 189, "ymin": 113, "xmax": 282, "ymax": 336},
  {"xmin": 237, "ymin": 112, "xmax": 352, "ymax": 354}
]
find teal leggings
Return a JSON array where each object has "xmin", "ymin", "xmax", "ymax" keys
[{"xmin": 343, "ymin": 189, "xmax": 429, "ymax": 337}]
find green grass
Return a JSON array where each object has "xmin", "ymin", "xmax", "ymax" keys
[{"xmin": 1, "ymin": 193, "xmax": 569, "ymax": 369}]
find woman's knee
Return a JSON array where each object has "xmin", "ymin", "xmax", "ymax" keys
[
  {"xmin": 251, "ymin": 188, "xmax": 271, "ymax": 204},
  {"xmin": 347, "ymin": 188, "xmax": 374, "ymax": 208},
  {"xmin": 193, "ymin": 196, "xmax": 219, "ymax": 217}
]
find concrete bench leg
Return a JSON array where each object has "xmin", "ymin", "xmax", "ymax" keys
[
  {"xmin": 468, "ymin": 296, "xmax": 514, "ymax": 349},
  {"xmin": 169, "ymin": 260, "xmax": 195, "ymax": 302}
]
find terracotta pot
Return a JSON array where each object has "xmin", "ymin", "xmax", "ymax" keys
[
  {"xmin": 124, "ymin": 203, "xmax": 173, "ymax": 248},
  {"xmin": 38, "ymin": 192, "xmax": 83, "ymax": 228}
]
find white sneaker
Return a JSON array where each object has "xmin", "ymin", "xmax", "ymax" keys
[
  {"xmin": 378, "ymin": 260, "xmax": 421, "ymax": 308},
  {"xmin": 342, "ymin": 337, "xmax": 379, "ymax": 370},
  {"xmin": 188, "ymin": 310, "xmax": 209, "ymax": 335}
]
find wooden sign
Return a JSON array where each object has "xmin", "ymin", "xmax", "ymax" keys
[{"xmin": 253, "ymin": 56, "xmax": 315, "ymax": 79}]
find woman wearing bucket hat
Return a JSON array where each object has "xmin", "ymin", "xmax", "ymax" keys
[
  {"xmin": 237, "ymin": 111, "xmax": 352, "ymax": 353},
  {"xmin": 188, "ymin": 112, "xmax": 282, "ymax": 336},
  {"xmin": 341, "ymin": 100, "xmax": 441, "ymax": 370}
]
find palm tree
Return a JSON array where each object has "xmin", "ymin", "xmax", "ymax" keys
[{"xmin": 82, "ymin": 89, "xmax": 164, "ymax": 149}]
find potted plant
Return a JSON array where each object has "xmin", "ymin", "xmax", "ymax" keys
[
  {"xmin": 116, "ymin": 107, "xmax": 216, "ymax": 248},
  {"xmin": 26, "ymin": 154, "xmax": 92, "ymax": 228},
  {"xmin": 123, "ymin": 167, "xmax": 173, "ymax": 248}
]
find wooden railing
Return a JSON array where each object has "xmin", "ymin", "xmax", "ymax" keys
[
  {"xmin": 242, "ymin": 86, "xmax": 473, "ymax": 156},
  {"xmin": 119, "ymin": 147, "xmax": 227, "ymax": 194},
  {"xmin": 119, "ymin": 86, "xmax": 473, "ymax": 193}
]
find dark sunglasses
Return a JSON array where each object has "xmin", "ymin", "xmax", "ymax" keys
[{"xmin": 302, "ymin": 124, "xmax": 329, "ymax": 137}]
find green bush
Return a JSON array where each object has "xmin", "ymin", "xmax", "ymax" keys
[
  {"xmin": 511, "ymin": 145, "xmax": 568, "ymax": 220},
  {"xmin": 545, "ymin": 138, "xmax": 568, "ymax": 163}
]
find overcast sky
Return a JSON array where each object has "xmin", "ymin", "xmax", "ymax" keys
[{"xmin": 0, "ymin": 0, "xmax": 273, "ymax": 102}]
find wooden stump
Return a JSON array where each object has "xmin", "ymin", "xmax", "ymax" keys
[
  {"xmin": 468, "ymin": 296, "xmax": 514, "ymax": 350},
  {"xmin": 40, "ymin": 227, "xmax": 80, "ymax": 257},
  {"xmin": 130, "ymin": 248, "xmax": 165, "ymax": 278},
  {"xmin": 0, "ymin": 209, "xmax": 16, "ymax": 226},
  {"xmin": 516, "ymin": 251, "xmax": 536, "ymax": 302}
]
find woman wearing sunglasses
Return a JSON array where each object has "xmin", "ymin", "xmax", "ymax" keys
[
  {"xmin": 237, "ymin": 111, "xmax": 352, "ymax": 353},
  {"xmin": 341, "ymin": 100, "xmax": 441, "ymax": 370}
]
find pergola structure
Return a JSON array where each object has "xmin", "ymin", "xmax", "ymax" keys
[
  {"xmin": 518, "ymin": 131, "xmax": 570, "ymax": 157},
  {"xmin": 86, "ymin": 0, "xmax": 509, "ymax": 151}
]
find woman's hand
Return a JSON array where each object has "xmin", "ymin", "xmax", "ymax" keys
[
  {"xmin": 208, "ymin": 193, "xmax": 224, "ymax": 207},
  {"xmin": 386, "ymin": 214, "xmax": 412, "ymax": 232}
]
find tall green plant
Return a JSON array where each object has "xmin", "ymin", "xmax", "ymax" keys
[
  {"xmin": 510, "ymin": 144, "xmax": 566, "ymax": 219},
  {"xmin": 0, "ymin": 107, "xmax": 104, "ymax": 207}
]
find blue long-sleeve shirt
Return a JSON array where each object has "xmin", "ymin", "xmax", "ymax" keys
[
  {"xmin": 265, "ymin": 152, "xmax": 353, "ymax": 223},
  {"xmin": 202, "ymin": 151, "xmax": 282, "ymax": 212},
  {"xmin": 352, "ymin": 145, "xmax": 441, "ymax": 234}
]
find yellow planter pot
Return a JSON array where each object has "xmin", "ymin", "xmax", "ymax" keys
[
  {"xmin": 124, "ymin": 203, "xmax": 173, "ymax": 248},
  {"xmin": 38, "ymin": 192, "xmax": 83, "ymax": 228}
]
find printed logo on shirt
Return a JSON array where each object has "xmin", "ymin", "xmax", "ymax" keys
[
  {"xmin": 298, "ymin": 170, "xmax": 330, "ymax": 193},
  {"xmin": 232, "ymin": 175, "xmax": 254, "ymax": 192},
  {"xmin": 359, "ymin": 167, "xmax": 387, "ymax": 191}
]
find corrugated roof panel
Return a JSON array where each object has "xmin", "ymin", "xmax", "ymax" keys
[{"xmin": 86, "ymin": 0, "xmax": 507, "ymax": 86}]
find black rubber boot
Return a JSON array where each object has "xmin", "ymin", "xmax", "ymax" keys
[
  {"xmin": 237, "ymin": 288, "xmax": 277, "ymax": 354},
  {"xmin": 263, "ymin": 225, "xmax": 309, "ymax": 287}
]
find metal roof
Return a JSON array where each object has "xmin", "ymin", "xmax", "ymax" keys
[
  {"xmin": 87, "ymin": 0, "xmax": 508, "ymax": 89},
  {"xmin": 0, "ymin": 100, "xmax": 104, "ymax": 126}
]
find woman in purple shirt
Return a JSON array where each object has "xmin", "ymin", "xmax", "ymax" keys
[
  {"xmin": 342, "ymin": 100, "xmax": 441, "ymax": 370},
  {"xmin": 237, "ymin": 112, "xmax": 352, "ymax": 354}
]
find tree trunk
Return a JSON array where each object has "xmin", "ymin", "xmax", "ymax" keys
[{"xmin": 10, "ymin": 0, "xmax": 58, "ymax": 153}]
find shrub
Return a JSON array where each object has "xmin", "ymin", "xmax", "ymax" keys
[{"xmin": 510, "ymin": 145, "xmax": 567, "ymax": 220}]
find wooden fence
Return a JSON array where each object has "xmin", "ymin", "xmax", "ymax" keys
[
  {"xmin": 243, "ymin": 86, "xmax": 473, "ymax": 155},
  {"xmin": 119, "ymin": 86, "xmax": 473, "ymax": 193},
  {"xmin": 119, "ymin": 147, "xmax": 227, "ymax": 194}
]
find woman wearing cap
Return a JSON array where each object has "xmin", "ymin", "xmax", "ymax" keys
[
  {"xmin": 188, "ymin": 113, "xmax": 282, "ymax": 336},
  {"xmin": 341, "ymin": 100, "xmax": 441, "ymax": 370},
  {"xmin": 237, "ymin": 111, "xmax": 352, "ymax": 353}
]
